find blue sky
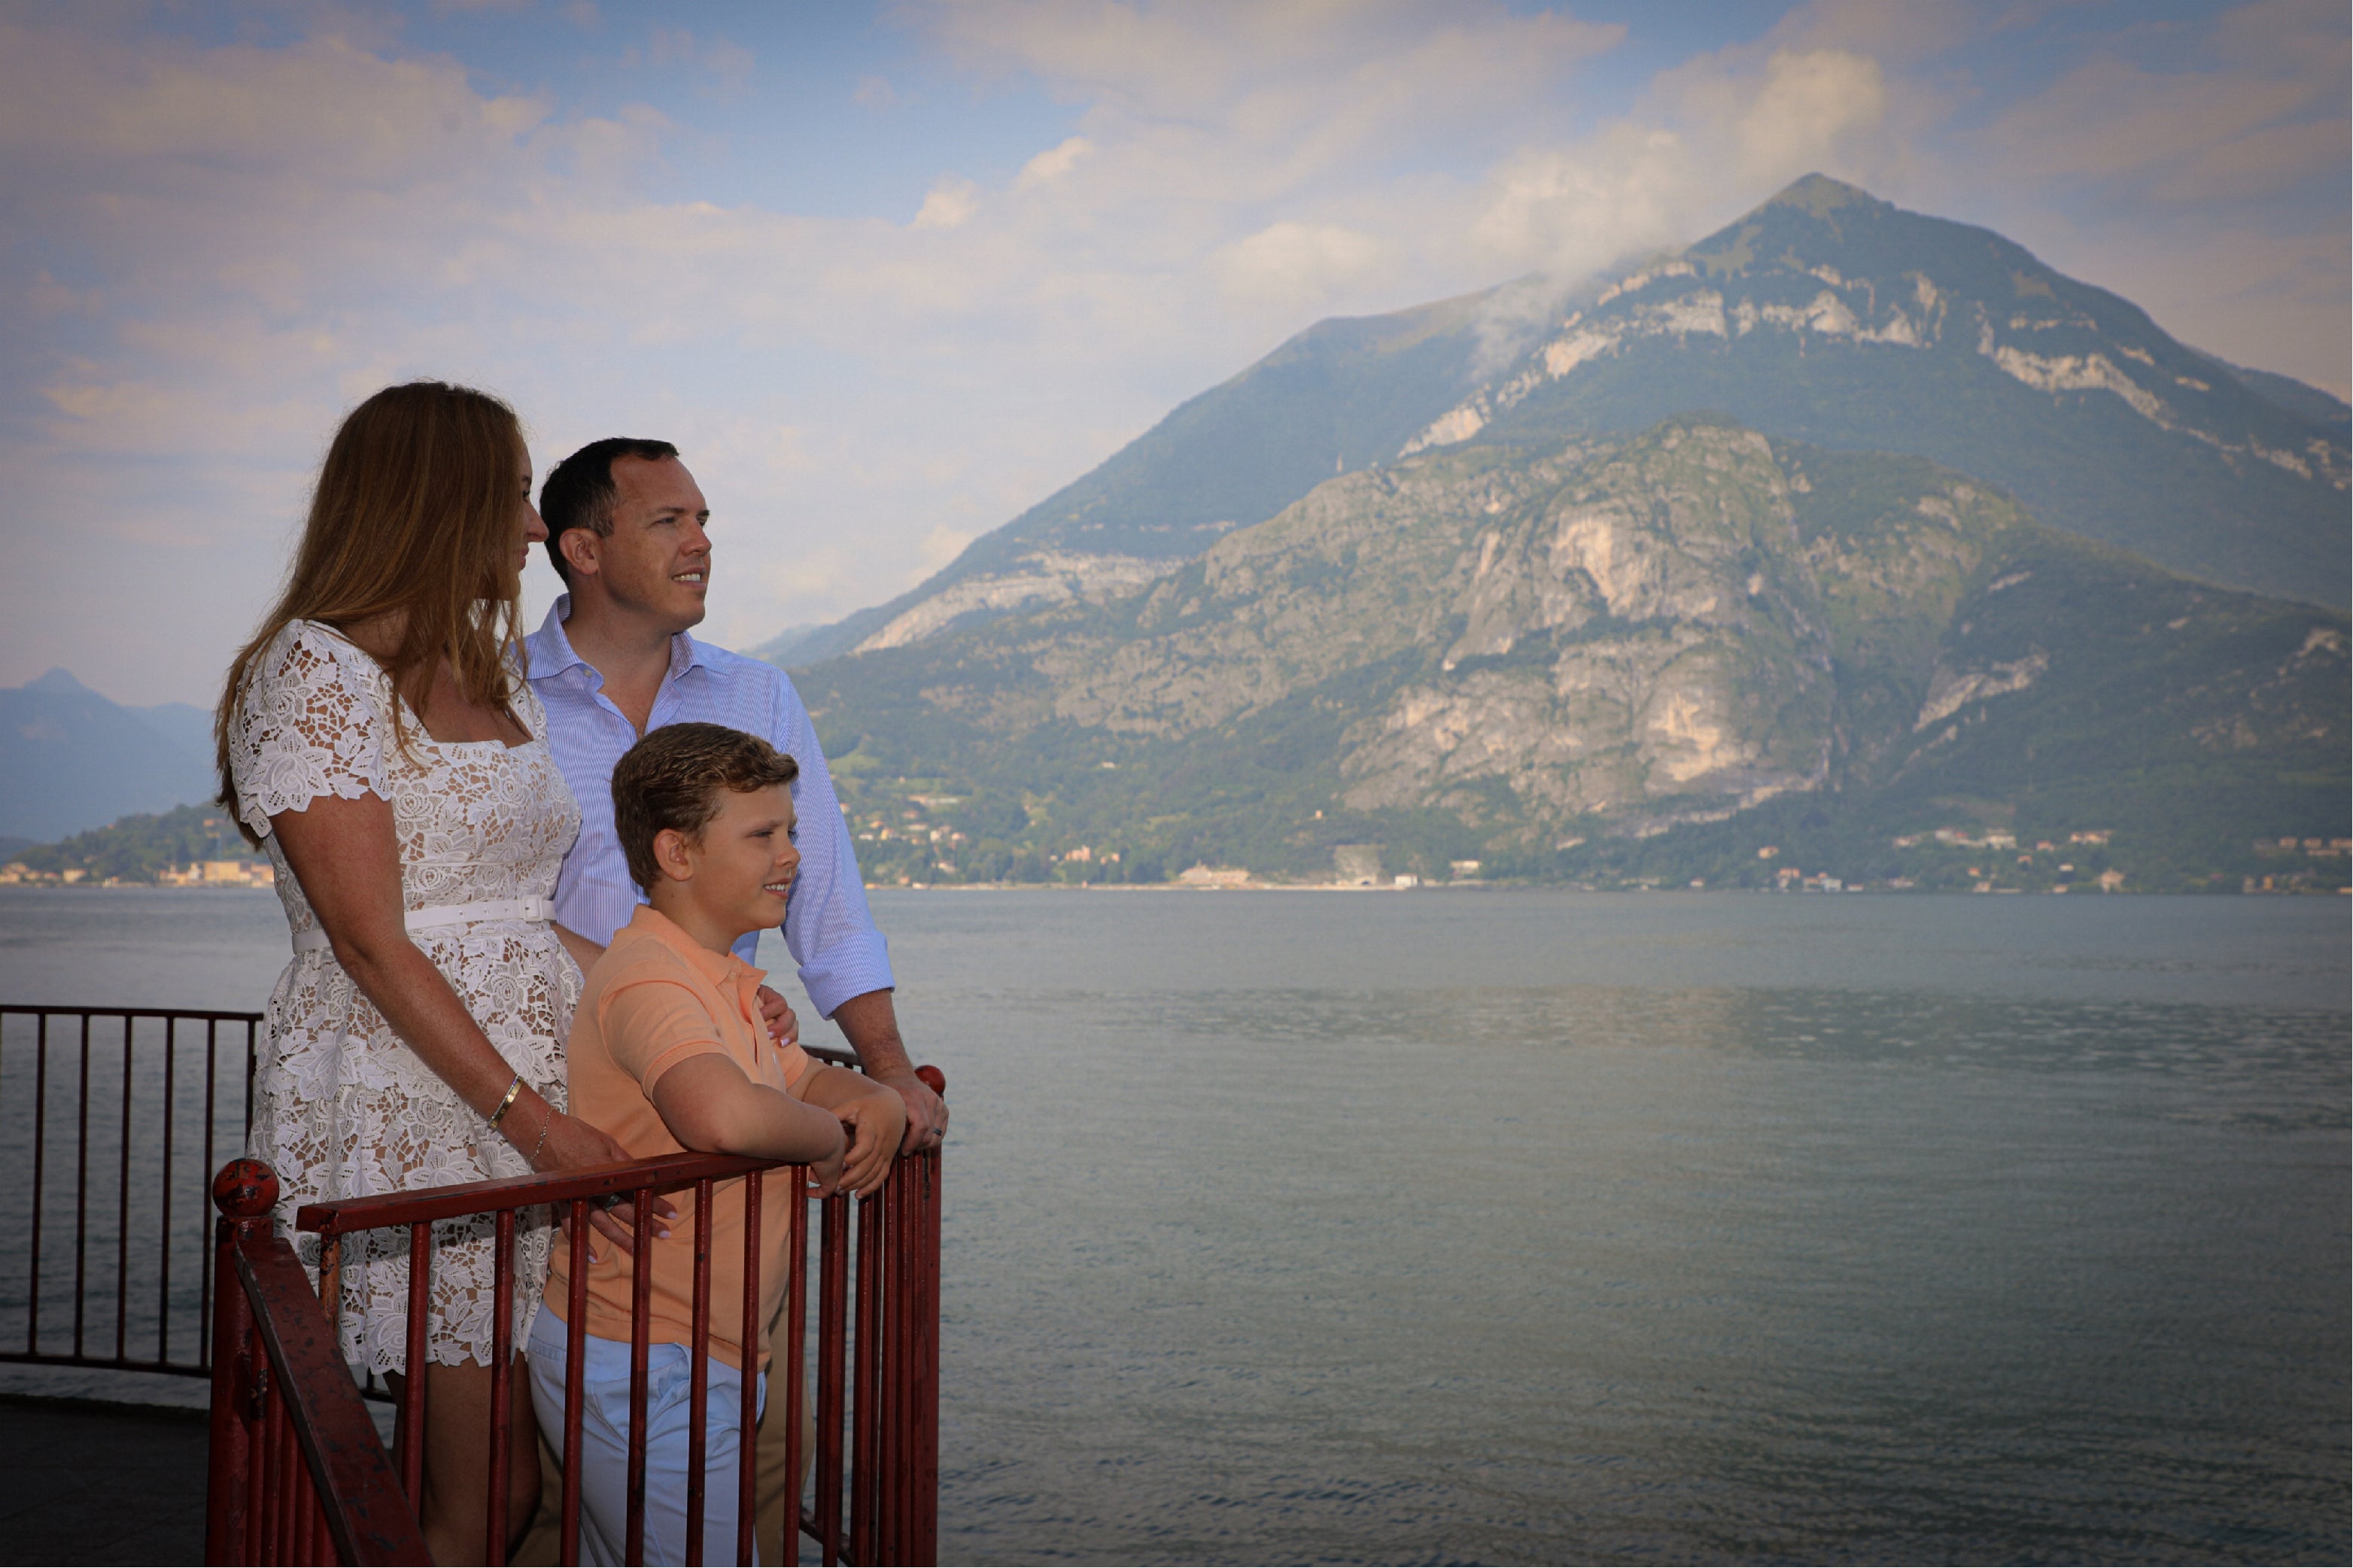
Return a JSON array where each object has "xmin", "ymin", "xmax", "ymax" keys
[{"xmin": 4, "ymin": 0, "xmax": 2345, "ymax": 704}]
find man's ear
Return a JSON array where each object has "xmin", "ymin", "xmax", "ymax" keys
[
  {"xmin": 652, "ymin": 827, "xmax": 695, "ymax": 883},
  {"xmin": 559, "ymin": 526, "xmax": 603, "ymax": 582}
]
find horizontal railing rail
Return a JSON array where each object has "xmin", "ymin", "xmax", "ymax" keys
[
  {"xmin": 0, "ymin": 1004, "xmax": 262, "ymax": 1384},
  {"xmin": 208, "ymin": 1063, "xmax": 944, "ymax": 1567}
]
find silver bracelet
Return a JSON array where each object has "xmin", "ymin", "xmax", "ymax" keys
[{"xmin": 530, "ymin": 1103, "xmax": 552, "ymax": 1167}]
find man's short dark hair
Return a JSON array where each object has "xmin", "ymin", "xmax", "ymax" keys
[
  {"xmin": 612, "ymin": 722, "xmax": 799, "ymax": 892},
  {"xmin": 540, "ymin": 437, "xmax": 681, "ymax": 584}
]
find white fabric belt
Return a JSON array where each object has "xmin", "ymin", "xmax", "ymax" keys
[{"xmin": 292, "ymin": 896, "xmax": 555, "ymax": 954}]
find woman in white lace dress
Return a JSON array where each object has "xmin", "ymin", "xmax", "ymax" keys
[{"xmin": 217, "ymin": 382, "xmax": 648, "ymax": 1561}]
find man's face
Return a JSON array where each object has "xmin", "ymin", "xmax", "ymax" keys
[{"xmin": 568, "ymin": 454, "xmax": 711, "ymax": 631}]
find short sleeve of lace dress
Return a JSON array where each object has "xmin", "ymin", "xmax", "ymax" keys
[{"xmin": 230, "ymin": 621, "xmax": 391, "ymax": 840}]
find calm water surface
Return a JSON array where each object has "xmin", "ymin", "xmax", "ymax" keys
[{"xmin": 1, "ymin": 887, "xmax": 2345, "ymax": 1563}]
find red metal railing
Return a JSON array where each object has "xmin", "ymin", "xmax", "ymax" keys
[
  {"xmin": 205, "ymin": 1159, "xmax": 431, "ymax": 1566},
  {"xmin": 0, "ymin": 1005, "xmax": 262, "ymax": 1384},
  {"xmin": 205, "ymin": 1064, "xmax": 944, "ymax": 1567}
]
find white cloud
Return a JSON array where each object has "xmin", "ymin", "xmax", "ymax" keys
[
  {"xmin": 1016, "ymin": 135, "xmax": 1092, "ymax": 190},
  {"xmin": 1214, "ymin": 222, "xmax": 1391, "ymax": 310},
  {"xmin": 911, "ymin": 177, "xmax": 980, "ymax": 229}
]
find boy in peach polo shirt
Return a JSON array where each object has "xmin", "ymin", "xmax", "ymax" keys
[{"xmin": 529, "ymin": 722, "xmax": 904, "ymax": 1566}]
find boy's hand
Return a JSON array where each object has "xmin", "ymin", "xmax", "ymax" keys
[
  {"xmin": 756, "ymin": 985, "xmax": 798, "ymax": 1048},
  {"xmin": 835, "ymin": 1089, "xmax": 908, "ymax": 1198}
]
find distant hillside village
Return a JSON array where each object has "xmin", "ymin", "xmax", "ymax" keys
[
  {"xmin": 3, "ymin": 797, "xmax": 2344, "ymax": 898},
  {"xmin": 2, "ymin": 803, "xmax": 272, "ymax": 889}
]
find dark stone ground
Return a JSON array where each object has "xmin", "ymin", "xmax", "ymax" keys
[{"xmin": 0, "ymin": 1393, "xmax": 209, "ymax": 1566}]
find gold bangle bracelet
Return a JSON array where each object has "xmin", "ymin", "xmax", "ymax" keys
[{"xmin": 487, "ymin": 1074, "xmax": 524, "ymax": 1128}]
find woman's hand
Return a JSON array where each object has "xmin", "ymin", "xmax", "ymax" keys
[
  {"xmin": 523, "ymin": 1097, "xmax": 676, "ymax": 1263},
  {"xmin": 756, "ymin": 985, "xmax": 798, "ymax": 1048}
]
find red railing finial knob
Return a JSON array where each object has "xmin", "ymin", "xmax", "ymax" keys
[
  {"xmin": 915, "ymin": 1063, "xmax": 945, "ymax": 1096},
  {"xmin": 212, "ymin": 1157, "xmax": 280, "ymax": 1218}
]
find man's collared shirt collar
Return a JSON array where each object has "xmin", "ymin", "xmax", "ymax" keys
[{"xmin": 525, "ymin": 595, "xmax": 715, "ymax": 691}]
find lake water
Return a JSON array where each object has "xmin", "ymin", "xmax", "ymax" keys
[{"xmin": 2, "ymin": 886, "xmax": 2346, "ymax": 1563}]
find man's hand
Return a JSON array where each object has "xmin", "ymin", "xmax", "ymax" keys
[
  {"xmin": 755, "ymin": 984, "xmax": 798, "ymax": 1048},
  {"xmin": 877, "ymin": 1071, "xmax": 947, "ymax": 1155},
  {"xmin": 830, "ymin": 989, "xmax": 947, "ymax": 1154}
]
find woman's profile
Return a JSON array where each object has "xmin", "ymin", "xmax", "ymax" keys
[{"xmin": 214, "ymin": 381, "xmax": 637, "ymax": 1560}]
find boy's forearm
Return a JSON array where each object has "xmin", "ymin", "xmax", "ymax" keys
[
  {"xmin": 656, "ymin": 1061, "xmax": 843, "ymax": 1163},
  {"xmin": 796, "ymin": 1062, "xmax": 895, "ymax": 1112},
  {"xmin": 723, "ymin": 1086, "xmax": 844, "ymax": 1163}
]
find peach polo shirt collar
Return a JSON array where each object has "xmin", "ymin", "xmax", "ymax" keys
[{"xmin": 622, "ymin": 904, "xmax": 768, "ymax": 1022}]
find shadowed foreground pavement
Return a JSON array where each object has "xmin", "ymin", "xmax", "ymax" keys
[{"xmin": 0, "ymin": 1394, "xmax": 208, "ymax": 1566}]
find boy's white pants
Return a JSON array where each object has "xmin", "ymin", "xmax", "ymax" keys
[{"xmin": 527, "ymin": 1308, "xmax": 768, "ymax": 1566}]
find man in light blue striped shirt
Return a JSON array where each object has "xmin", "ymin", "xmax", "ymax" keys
[{"xmin": 525, "ymin": 438, "xmax": 946, "ymax": 1150}]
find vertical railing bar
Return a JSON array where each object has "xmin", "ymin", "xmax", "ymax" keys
[
  {"xmin": 815, "ymin": 1192, "xmax": 847, "ymax": 1567},
  {"xmin": 245, "ymin": 1349, "xmax": 269, "ymax": 1567},
  {"xmin": 877, "ymin": 1176, "xmax": 894, "ymax": 1568},
  {"xmin": 562, "ymin": 1199, "xmax": 590, "ymax": 1568},
  {"xmin": 160, "ymin": 1017, "xmax": 177, "ymax": 1366},
  {"xmin": 400, "ymin": 1223, "xmax": 430, "ymax": 1505},
  {"xmin": 784, "ymin": 1171, "xmax": 808, "ymax": 1563},
  {"xmin": 625, "ymin": 1184, "xmax": 655, "ymax": 1568},
  {"xmin": 313, "ymin": 1457, "xmax": 335, "ymax": 1566},
  {"xmin": 116, "ymin": 1016, "xmax": 133, "ymax": 1363},
  {"xmin": 486, "ymin": 1205, "xmax": 517, "ymax": 1567},
  {"xmin": 243, "ymin": 1022, "xmax": 255, "ymax": 1132},
  {"xmin": 200, "ymin": 1020, "xmax": 218, "ymax": 1369},
  {"xmin": 850, "ymin": 1187, "xmax": 880, "ymax": 1567},
  {"xmin": 686, "ymin": 1177, "xmax": 715, "ymax": 1567},
  {"xmin": 254, "ymin": 1363, "xmax": 274, "ymax": 1567},
  {"xmin": 888, "ymin": 1160, "xmax": 914, "ymax": 1565},
  {"xmin": 278, "ymin": 1374, "xmax": 302, "ymax": 1568},
  {"xmin": 74, "ymin": 1014, "xmax": 90, "ymax": 1358},
  {"xmin": 318, "ymin": 1233, "xmax": 342, "ymax": 1335},
  {"xmin": 919, "ymin": 1149, "xmax": 942, "ymax": 1565},
  {"xmin": 737, "ymin": 1170, "xmax": 762, "ymax": 1568},
  {"xmin": 269, "ymin": 1372, "xmax": 292, "ymax": 1566},
  {"xmin": 29, "ymin": 1014, "xmax": 48, "ymax": 1355}
]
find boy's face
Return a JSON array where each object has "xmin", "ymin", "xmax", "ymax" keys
[{"xmin": 668, "ymin": 782, "xmax": 799, "ymax": 938}]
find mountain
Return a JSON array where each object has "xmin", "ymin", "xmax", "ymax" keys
[
  {"xmin": 779, "ymin": 276, "xmax": 1568, "ymax": 664},
  {"xmin": 794, "ymin": 415, "xmax": 2347, "ymax": 891},
  {"xmin": 0, "ymin": 669, "xmax": 220, "ymax": 842},
  {"xmin": 1408, "ymin": 175, "xmax": 2349, "ymax": 607},
  {"xmin": 768, "ymin": 177, "xmax": 2348, "ymax": 670}
]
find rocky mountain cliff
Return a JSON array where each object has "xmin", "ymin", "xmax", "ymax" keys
[
  {"xmin": 798, "ymin": 416, "xmax": 2348, "ymax": 889},
  {"xmin": 765, "ymin": 177, "xmax": 2348, "ymax": 670},
  {"xmin": 1413, "ymin": 175, "xmax": 2349, "ymax": 607}
]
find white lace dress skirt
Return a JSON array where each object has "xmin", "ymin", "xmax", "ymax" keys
[{"xmin": 248, "ymin": 922, "xmax": 581, "ymax": 1374}]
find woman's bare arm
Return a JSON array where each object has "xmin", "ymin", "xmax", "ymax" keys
[{"xmin": 271, "ymin": 791, "xmax": 667, "ymax": 1247}]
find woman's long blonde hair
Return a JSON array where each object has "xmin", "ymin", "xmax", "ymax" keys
[{"xmin": 216, "ymin": 381, "xmax": 529, "ymax": 843}]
